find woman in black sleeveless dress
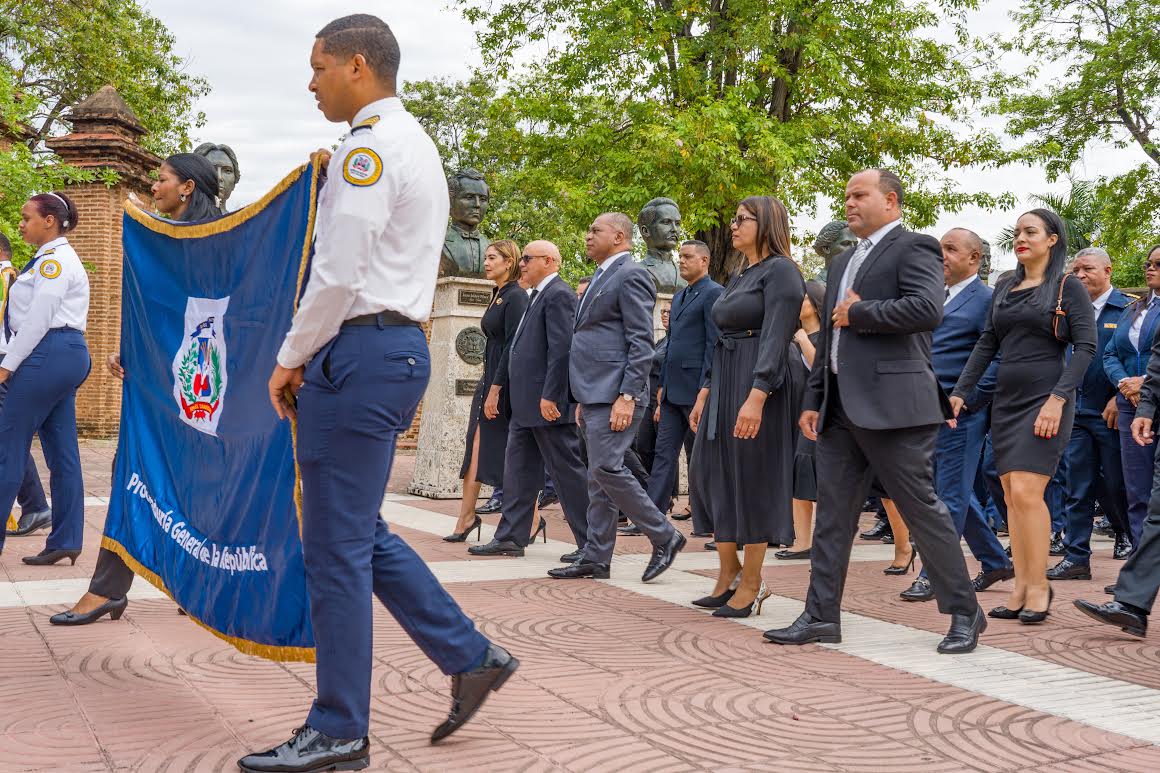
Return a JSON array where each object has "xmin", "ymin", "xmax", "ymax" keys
[
  {"xmin": 953, "ymin": 209, "xmax": 1096, "ymax": 624},
  {"xmin": 447, "ymin": 240, "xmax": 529, "ymax": 541}
]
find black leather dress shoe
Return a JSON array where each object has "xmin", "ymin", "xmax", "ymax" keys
[
  {"xmin": 1049, "ymin": 532, "xmax": 1065, "ymax": 556},
  {"xmin": 1046, "ymin": 558, "xmax": 1091, "ymax": 580},
  {"xmin": 1093, "ymin": 515, "xmax": 1113, "ymax": 536},
  {"xmin": 937, "ymin": 608, "xmax": 986, "ymax": 654},
  {"xmin": 50, "ymin": 597, "xmax": 128, "ymax": 626},
  {"xmin": 670, "ymin": 511, "xmax": 691, "ymax": 521},
  {"xmin": 559, "ymin": 550, "xmax": 582, "ymax": 563},
  {"xmin": 774, "ymin": 547, "xmax": 811, "ymax": 560},
  {"xmin": 1104, "ymin": 583, "xmax": 1116, "ymax": 595},
  {"xmin": 474, "ymin": 496, "xmax": 503, "ymax": 515},
  {"xmin": 690, "ymin": 531, "xmax": 713, "ymax": 538},
  {"xmin": 881, "ymin": 533, "xmax": 895, "ymax": 545},
  {"xmin": 1113, "ymin": 532, "xmax": 1133, "ymax": 560},
  {"xmin": 547, "ymin": 562, "xmax": 610, "ymax": 579},
  {"xmin": 1074, "ymin": 599, "xmax": 1148, "ymax": 638},
  {"xmin": 704, "ymin": 541, "xmax": 716, "ymax": 551},
  {"xmin": 6, "ymin": 508, "xmax": 52, "ymax": 536},
  {"xmin": 642, "ymin": 531, "xmax": 686, "ymax": 582},
  {"xmin": 617, "ymin": 524, "xmax": 644, "ymax": 536},
  {"xmin": 536, "ymin": 491, "xmax": 559, "ymax": 509},
  {"xmin": 900, "ymin": 577, "xmax": 934, "ymax": 602},
  {"xmin": 467, "ymin": 539, "xmax": 524, "ymax": 557},
  {"xmin": 431, "ymin": 644, "xmax": 519, "ymax": 743},
  {"xmin": 22, "ymin": 548, "xmax": 81, "ymax": 566},
  {"xmin": 859, "ymin": 519, "xmax": 891, "ymax": 541},
  {"xmin": 972, "ymin": 566, "xmax": 1014, "ymax": 591},
  {"xmin": 763, "ymin": 614, "xmax": 841, "ymax": 645},
  {"xmin": 238, "ymin": 725, "xmax": 369, "ymax": 772}
]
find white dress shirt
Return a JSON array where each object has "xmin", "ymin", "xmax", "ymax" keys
[
  {"xmin": 513, "ymin": 271, "xmax": 559, "ymax": 340},
  {"xmin": 830, "ymin": 219, "xmax": 901, "ymax": 373},
  {"xmin": 1, "ymin": 237, "xmax": 89, "ymax": 372},
  {"xmin": 945, "ymin": 273, "xmax": 978, "ymax": 305},
  {"xmin": 277, "ymin": 97, "xmax": 450, "ymax": 369},
  {"xmin": 1129, "ymin": 292, "xmax": 1159, "ymax": 350},
  {"xmin": 1091, "ymin": 286, "xmax": 1113, "ymax": 319}
]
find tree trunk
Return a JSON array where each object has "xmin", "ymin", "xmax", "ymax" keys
[{"xmin": 698, "ymin": 221, "xmax": 744, "ymax": 283}]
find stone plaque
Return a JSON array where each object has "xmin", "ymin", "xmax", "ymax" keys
[
  {"xmin": 455, "ymin": 326, "xmax": 486, "ymax": 365},
  {"xmin": 456, "ymin": 379, "xmax": 479, "ymax": 396},
  {"xmin": 458, "ymin": 289, "xmax": 491, "ymax": 307}
]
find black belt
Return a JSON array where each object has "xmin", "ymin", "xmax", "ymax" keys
[
  {"xmin": 706, "ymin": 328, "xmax": 764, "ymax": 440},
  {"xmin": 342, "ymin": 310, "xmax": 420, "ymax": 328}
]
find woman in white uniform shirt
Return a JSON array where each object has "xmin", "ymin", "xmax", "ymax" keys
[{"xmin": 0, "ymin": 192, "xmax": 91, "ymax": 565}]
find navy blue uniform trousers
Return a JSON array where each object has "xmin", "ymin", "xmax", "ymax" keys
[
  {"xmin": 1116, "ymin": 394, "xmax": 1155, "ymax": 546},
  {"xmin": 0, "ymin": 382, "xmax": 49, "ymax": 516},
  {"xmin": 297, "ymin": 324, "xmax": 489, "ymax": 740},
  {"xmin": 1063, "ymin": 411, "xmax": 1129, "ymax": 563},
  {"xmin": 0, "ymin": 329, "xmax": 88, "ymax": 553},
  {"xmin": 645, "ymin": 399, "xmax": 694, "ymax": 518}
]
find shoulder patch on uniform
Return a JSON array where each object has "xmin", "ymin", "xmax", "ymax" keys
[
  {"xmin": 39, "ymin": 259, "xmax": 62, "ymax": 279},
  {"xmin": 352, "ymin": 115, "xmax": 380, "ymax": 133},
  {"xmin": 41, "ymin": 248, "xmax": 55, "ymax": 257},
  {"xmin": 343, "ymin": 148, "xmax": 383, "ymax": 187}
]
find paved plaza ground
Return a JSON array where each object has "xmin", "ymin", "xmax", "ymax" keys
[{"xmin": 1, "ymin": 440, "xmax": 1159, "ymax": 772}]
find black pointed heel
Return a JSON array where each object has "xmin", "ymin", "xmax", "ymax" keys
[
  {"xmin": 49, "ymin": 597, "xmax": 128, "ymax": 626},
  {"xmin": 692, "ymin": 571, "xmax": 741, "ymax": 608},
  {"xmin": 1019, "ymin": 587, "xmax": 1054, "ymax": 624},
  {"xmin": 884, "ymin": 544, "xmax": 917, "ymax": 575},
  {"xmin": 712, "ymin": 583, "xmax": 772, "ymax": 618},
  {"xmin": 22, "ymin": 548, "xmax": 81, "ymax": 566},
  {"xmin": 443, "ymin": 515, "xmax": 483, "ymax": 543},
  {"xmin": 531, "ymin": 517, "xmax": 548, "ymax": 544}
]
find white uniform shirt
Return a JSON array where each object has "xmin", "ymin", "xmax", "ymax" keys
[
  {"xmin": 277, "ymin": 97, "xmax": 450, "ymax": 369},
  {"xmin": 1, "ymin": 237, "xmax": 89, "ymax": 372}
]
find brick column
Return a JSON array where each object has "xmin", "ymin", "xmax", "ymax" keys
[{"xmin": 46, "ymin": 86, "xmax": 160, "ymax": 437}]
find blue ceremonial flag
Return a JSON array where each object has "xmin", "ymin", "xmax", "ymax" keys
[{"xmin": 104, "ymin": 163, "xmax": 321, "ymax": 661}]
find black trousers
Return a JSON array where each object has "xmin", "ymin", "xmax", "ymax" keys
[
  {"xmin": 646, "ymin": 399, "xmax": 694, "ymax": 517},
  {"xmin": 493, "ymin": 423, "xmax": 590, "ymax": 548},
  {"xmin": 1113, "ymin": 441, "xmax": 1160, "ymax": 613},
  {"xmin": 806, "ymin": 389, "xmax": 978, "ymax": 623},
  {"xmin": 89, "ymin": 546, "xmax": 134, "ymax": 599}
]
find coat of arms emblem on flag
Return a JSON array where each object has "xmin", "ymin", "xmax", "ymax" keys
[{"xmin": 172, "ymin": 297, "xmax": 230, "ymax": 436}]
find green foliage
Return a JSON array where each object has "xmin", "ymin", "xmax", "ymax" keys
[{"xmin": 407, "ymin": 0, "xmax": 1014, "ymax": 281}]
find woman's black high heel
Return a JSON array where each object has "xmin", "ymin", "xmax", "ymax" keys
[
  {"xmin": 1019, "ymin": 586, "xmax": 1054, "ymax": 624},
  {"xmin": 22, "ymin": 548, "xmax": 81, "ymax": 566},
  {"xmin": 530, "ymin": 517, "xmax": 548, "ymax": 544},
  {"xmin": 49, "ymin": 597, "xmax": 128, "ymax": 626},
  {"xmin": 692, "ymin": 572, "xmax": 741, "ymax": 608},
  {"xmin": 988, "ymin": 605, "xmax": 1023, "ymax": 620},
  {"xmin": 443, "ymin": 515, "xmax": 482, "ymax": 543},
  {"xmin": 883, "ymin": 544, "xmax": 917, "ymax": 575},
  {"xmin": 712, "ymin": 583, "xmax": 771, "ymax": 618}
]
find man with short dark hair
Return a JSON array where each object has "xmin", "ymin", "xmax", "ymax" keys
[
  {"xmin": 241, "ymin": 16, "xmax": 515, "ymax": 773},
  {"xmin": 0, "ymin": 232, "xmax": 52, "ymax": 536}
]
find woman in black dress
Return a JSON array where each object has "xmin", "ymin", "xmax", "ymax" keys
[
  {"xmin": 688, "ymin": 196, "xmax": 805, "ymax": 617},
  {"xmin": 777, "ymin": 280, "xmax": 825, "ymax": 560},
  {"xmin": 446, "ymin": 240, "xmax": 530, "ymax": 541},
  {"xmin": 952, "ymin": 209, "xmax": 1096, "ymax": 624}
]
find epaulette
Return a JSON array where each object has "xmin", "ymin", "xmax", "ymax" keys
[
  {"xmin": 352, "ymin": 115, "xmax": 380, "ymax": 134},
  {"xmin": 1124, "ymin": 291, "xmax": 1140, "ymax": 301},
  {"xmin": 41, "ymin": 249, "xmax": 55, "ymax": 256}
]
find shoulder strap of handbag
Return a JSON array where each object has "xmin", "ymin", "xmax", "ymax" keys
[{"xmin": 1053, "ymin": 274, "xmax": 1068, "ymax": 341}]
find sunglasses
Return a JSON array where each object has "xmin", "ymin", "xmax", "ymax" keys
[
  {"xmin": 520, "ymin": 254, "xmax": 548, "ymax": 264},
  {"xmin": 1145, "ymin": 260, "xmax": 1160, "ymax": 270}
]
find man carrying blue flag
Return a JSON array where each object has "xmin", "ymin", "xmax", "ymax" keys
[{"xmin": 243, "ymin": 15, "xmax": 517, "ymax": 773}]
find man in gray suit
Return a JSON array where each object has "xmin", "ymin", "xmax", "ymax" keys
[{"xmin": 549, "ymin": 213, "xmax": 687, "ymax": 581}]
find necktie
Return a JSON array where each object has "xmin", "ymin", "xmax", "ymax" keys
[
  {"xmin": 576, "ymin": 266, "xmax": 604, "ymax": 321},
  {"xmin": 3, "ymin": 258, "xmax": 39, "ymax": 341},
  {"xmin": 512, "ymin": 288, "xmax": 540, "ymax": 344},
  {"xmin": 830, "ymin": 239, "xmax": 874, "ymax": 373},
  {"xmin": 1139, "ymin": 298, "xmax": 1160, "ymax": 353},
  {"xmin": 944, "ymin": 287, "xmax": 951, "ymax": 302}
]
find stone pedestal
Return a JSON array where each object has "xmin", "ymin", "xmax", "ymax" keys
[{"xmin": 410, "ymin": 277, "xmax": 493, "ymax": 498}]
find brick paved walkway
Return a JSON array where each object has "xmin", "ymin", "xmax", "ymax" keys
[{"xmin": 2, "ymin": 440, "xmax": 1158, "ymax": 772}]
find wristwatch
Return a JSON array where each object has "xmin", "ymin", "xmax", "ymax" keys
[{"xmin": 619, "ymin": 393, "xmax": 637, "ymax": 402}]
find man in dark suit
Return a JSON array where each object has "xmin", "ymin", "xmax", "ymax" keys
[
  {"xmin": 764, "ymin": 169, "xmax": 983, "ymax": 654},
  {"xmin": 549, "ymin": 213, "xmax": 685, "ymax": 581},
  {"xmin": 1049, "ymin": 248, "xmax": 1134, "ymax": 579},
  {"xmin": 645, "ymin": 240, "xmax": 723, "ymax": 527},
  {"xmin": 900, "ymin": 228, "xmax": 1014, "ymax": 603},
  {"xmin": 469, "ymin": 240, "xmax": 589, "ymax": 561},
  {"xmin": 1074, "ymin": 325, "xmax": 1160, "ymax": 638}
]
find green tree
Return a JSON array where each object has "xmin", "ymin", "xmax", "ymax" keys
[
  {"xmin": 435, "ymin": 0, "xmax": 1012, "ymax": 279},
  {"xmin": 995, "ymin": 0, "xmax": 1159, "ymax": 284},
  {"xmin": 994, "ymin": 179, "xmax": 1100, "ymax": 255}
]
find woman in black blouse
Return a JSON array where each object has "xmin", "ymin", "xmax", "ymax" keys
[
  {"xmin": 688, "ymin": 196, "xmax": 805, "ymax": 617},
  {"xmin": 446, "ymin": 240, "xmax": 530, "ymax": 541},
  {"xmin": 952, "ymin": 209, "xmax": 1097, "ymax": 624}
]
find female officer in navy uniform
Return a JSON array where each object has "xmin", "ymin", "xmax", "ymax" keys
[{"xmin": 0, "ymin": 191, "xmax": 91, "ymax": 565}]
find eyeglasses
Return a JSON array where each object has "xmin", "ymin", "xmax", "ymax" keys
[
  {"xmin": 1144, "ymin": 260, "xmax": 1160, "ymax": 270},
  {"xmin": 729, "ymin": 215, "xmax": 757, "ymax": 228},
  {"xmin": 520, "ymin": 254, "xmax": 549, "ymax": 264}
]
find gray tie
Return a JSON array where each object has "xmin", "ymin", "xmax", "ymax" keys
[{"xmin": 830, "ymin": 238, "xmax": 874, "ymax": 373}]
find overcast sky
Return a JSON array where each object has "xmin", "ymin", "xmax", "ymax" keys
[{"xmin": 142, "ymin": 1, "xmax": 1151, "ymax": 271}]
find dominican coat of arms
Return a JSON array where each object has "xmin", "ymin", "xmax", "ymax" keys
[{"xmin": 171, "ymin": 297, "xmax": 230, "ymax": 436}]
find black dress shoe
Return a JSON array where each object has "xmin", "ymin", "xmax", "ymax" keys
[
  {"xmin": 1074, "ymin": 599, "xmax": 1148, "ymax": 638},
  {"xmin": 1113, "ymin": 532, "xmax": 1133, "ymax": 560},
  {"xmin": 1046, "ymin": 558, "xmax": 1091, "ymax": 580},
  {"xmin": 547, "ymin": 561, "xmax": 610, "ymax": 579},
  {"xmin": 670, "ymin": 511, "xmax": 691, "ymax": 521},
  {"xmin": 617, "ymin": 524, "xmax": 644, "ymax": 536},
  {"xmin": 467, "ymin": 539, "xmax": 524, "ymax": 557},
  {"xmin": 763, "ymin": 614, "xmax": 841, "ymax": 645},
  {"xmin": 474, "ymin": 496, "xmax": 503, "ymax": 515},
  {"xmin": 900, "ymin": 577, "xmax": 934, "ymax": 602},
  {"xmin": 937, "ymin": 608, "xmax": 986, "ymax": 654},
  {"xmin": 1093, "ymin": 515, "xmax": 1113, "ymax": 536},
  {"xmin": 443, "ymin": 515, "xmax": 482, "ymax": 543},
  {"xmin": 690, "ymin": 531, "xmax": 713, "ymax": 538},
  {"xmin": 1049, "ymin": 532, "xmax": 1065, "ymax": 556},
  {"xmin": 536, "ymin": 490, "xmax": 559, "ymax": 509},
  {"xmin": 6, "ymin": 508, "xmax": 52, "ymax": 536},
  {"xmin": 859, "ymin": 519, "xmax": 891, "ymax": 541},
  {"xmin": 774, "ymin": 547, "xmax": 811, "ymax": 560},
  {"xmin": 1104, "ymin": 583, "xmax": 1116, "ymax": 595},
  {"xmin": 50, "ymin": 597, "xmax": 128, "ymax": 626},
  {"xmin": 559, "ymin": 550, "xmax": 582, "ymax": 563},
  {"xmin": 22, "ymin": 548, "xmax": 81, "ymax": 566},
  {"xmin": 972, "ymin": 566, "xmax": 1014, "ymax": 592},
  {"xmin": 1018, "ymin": 586, "xmax": 1054, "ymax": 624},
  {"xmin": 988, "ymin": 605, "xmax": 1022, "ymax": 620},
  {"xmin": 704, "ymin": 541, "xmax": 716, "ymax": 551},
  {"xmin": 238, "ymin": 724, "xmax": 369, "ymax": 772},
  {"xmin": 881, "ymin": 532, "xmax": 895, "ymax": 545},
  {"xmin": 431, "ymin": 644, "xmax": 519, "ymax": 743},
  {"xmin": 642, "ymin": 531, "xmax": 686, "ymax": 582}
]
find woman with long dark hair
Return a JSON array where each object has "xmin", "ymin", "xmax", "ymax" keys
[
  {"xmin": 51, "ymin": 154, "xmax": 224, "ymax": 625},
  {"xmin": 688, "ymin": 195, "xmax": 805, "ymax": 616},
  {"xmin": 952, "ymin": 208, "xmax": 1096, "ymax": 624}
]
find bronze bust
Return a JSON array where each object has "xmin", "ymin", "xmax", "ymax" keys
[
  {"xmin": 979, "ymin": 238, "xmax": 993, "ymax": 282},
  {"xmin": 637, "ymin": 197, "xmax": 685, "ymax": 293},
  {"xmin": 813, "ymin": 220, "xmax": 859, "ymax": 277},
  {"xmin": 440, "ymin": 169, "xmax": 490, "ymax": 278},
  {"xmin": 193, "ymin": 142, "xmax": 241, "ymax": 211}
]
